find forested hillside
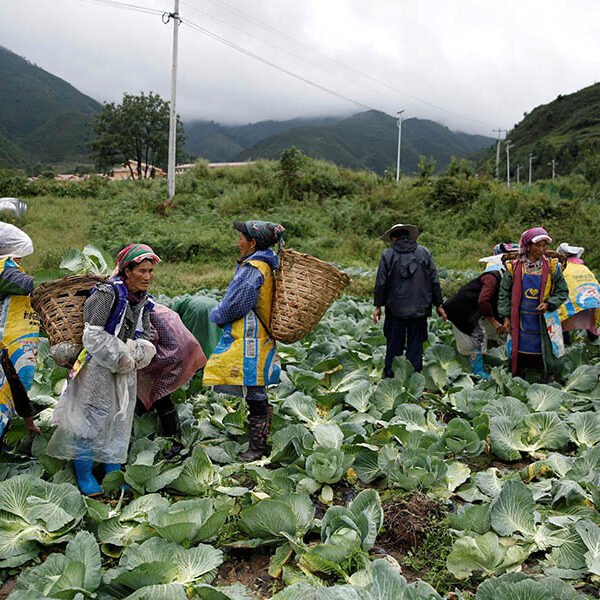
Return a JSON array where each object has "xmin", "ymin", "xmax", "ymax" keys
[
  {"xmin": 234, "ymin": 111, "xmax": 493, "ymax": 174},
  {"xmin": 0, "ymin": 46, "xmax": 100, "ymax": 168},
  {"xmin": 477, "ymin": 82, "xmax": 600, "ymax": 179}
]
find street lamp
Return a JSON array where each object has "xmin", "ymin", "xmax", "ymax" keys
[
  {"xmin": 396, "ymin": 110, "xmax": 405, "ymax": 182},
  {"xmin": 505, "ymin": 140, "xmax": 514, "ymax": 189},
  {"xmin": 528, "ymin": 153, "xmax": 536, "ymax": 185}
]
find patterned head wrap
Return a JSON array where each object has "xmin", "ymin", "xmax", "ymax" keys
[
  {"xmin": 116, "ymin": 243, "xmax": 161, "ymax": 272},
  {"xmin": 233, "ymin": 220, "xmax": 285, "ymax": 250},
  {"xmin": 519, "ymin": 227, "xmax": 552, "ymax": 255},
  {"xmin": 493, "ymin": 242, "xmax": 518, "ymax": 255}
]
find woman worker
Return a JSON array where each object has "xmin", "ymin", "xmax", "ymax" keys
[
  {"xmin": 556, "ymin": 243, "xmax": 600, "ymax": 342},
  {"xmin": 0, "ymin": 223, "xmax": 41, "ymax": 441},
  {"xmin": 498, "ymin": 227, "xmax": 568, "ymax": 381},
  {"xmin": 443, "ymin": 243, "xmax": 516, "ymax": 379},
  {"xmin": 202, "ymin": 220, "xmax": 284, "ymax": 461},
  {"xmin": 47, "ymin": 244, "xmax": 158, "ymax": 496}
]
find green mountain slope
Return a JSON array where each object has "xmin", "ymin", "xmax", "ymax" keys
[
  {"xmin": 184, "ymin": 116, "xmax": 342, "ymax": 162},
  {"xmin": 477, "ymin": 82, "xmax": 600, "ymax": 178},
  {"xmin": 235, "ymin": 110, "xmax": 494, "ymax": 174},
  {"xmin": 0, "ymin": 46, "xmax": 100, "ymax": 167}
]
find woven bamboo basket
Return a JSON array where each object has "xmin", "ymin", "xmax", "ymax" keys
[
  {"xmin": 270, "ymin": 249, "xmax": 352, "ymax": 343},
  {"xmin": 502, "ymin": 250, "xmax": 567, "ymax": 269},
  {"xmin": 30, "ymin": 274, "xmax": 107, "ymax": 348}
]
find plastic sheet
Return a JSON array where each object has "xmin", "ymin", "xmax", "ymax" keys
[
  {"xmin": 46, "ymin": 326, "xmax": 156, "ymax": 464},
  {"xmin": 0, "ymin": 222, "xmax": 33, "ymax": 258},
  {"xmin": 137, "ymin": 303, "xmax": 206, "ymax": 409}
]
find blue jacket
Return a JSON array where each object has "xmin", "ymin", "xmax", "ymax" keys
[{"xmin": 210, "ymin": 249, "xmax": 279, "ymax": 326}]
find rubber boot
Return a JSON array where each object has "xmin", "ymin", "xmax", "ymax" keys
[
  {"xmin": 239, "ymin": 414, "xmax": 269, "ymax": 461},
  {"xmin": 159, "ymin": 405, "xmax": 184, "ymax": 459},
  {"xmin": 104, "ymin": 463, "xmax": 122, "ymax": 474},
  {"xmin": 469, "ymin": 354, "xmax": 489, "ymax": 379},
  {"xmin": 73, "ymin": 460, "xmax": 102, "ymax": 497}
]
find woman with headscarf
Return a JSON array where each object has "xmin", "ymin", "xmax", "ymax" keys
[
  {"xmin": 556, "ymin": 243, "xmax": 600, "ymax": 342},
  {"xmin": 203, "ymin": 220, "xmax": 284, "ymax": 461},
  {"xmin": 443, "ymin": 242, "xmax": 517, "ymax": 379},
  {"xmin": 0, "ymin": 222, "xmax": 40, "ymax": 443},
  {"xmin": 498, "ymin": 227, "xmax": 568, "ymax": 380},
  {"xmin": 47, "ymin": 244, "xmax": 158, "ymax": 495}
]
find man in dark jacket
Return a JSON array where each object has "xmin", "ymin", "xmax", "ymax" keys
[{"xmin": 373, "ymin": 223, "xmax": 445, "ymax": 376}]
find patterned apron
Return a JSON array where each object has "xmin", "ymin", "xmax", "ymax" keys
[{"xmin": 519, "ymin": 267, "xmax": 543, "ymax": 355}]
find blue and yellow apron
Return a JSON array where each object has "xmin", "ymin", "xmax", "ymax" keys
[
  {"xmin": 557, "ymin": 262, "xmax": 600, "ymax": 323},
  {"xmin": 203, "ymin": 259, "xmax": 280, "ymax": 387},
  {"xmin": 0, "ymin": 259, "xmax": 40, "ymax": 437}
]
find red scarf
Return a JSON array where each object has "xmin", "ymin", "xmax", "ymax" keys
[{"xmin": 509, "ymin": 257, "xmax": 549, "ymax": 374}]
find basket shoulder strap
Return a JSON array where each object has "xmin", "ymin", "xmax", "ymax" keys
[{"xmin": 253, "ymin": 308, "xmax": 274, "ymax": 341}]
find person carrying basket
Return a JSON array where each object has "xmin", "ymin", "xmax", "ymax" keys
[
  {"xmin": 46, "ymin": 244, "xmax": 158, "ymax": 496},
  {"xmin": 202, "ymin": 220, "xmax": 284, "ymax": 461}
]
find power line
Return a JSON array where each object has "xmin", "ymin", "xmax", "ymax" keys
[
  {"xmin": 79, "ymin": 0, "xmax": 165, "ymax": 16},
  {"xmin": 180, "ymin": 0, "xmax": 404, "ymax": 108},
  {"xmin": 77, "ymin": 0, "xmax": 391, "ymax": 115},
  {"xmin": 196, "ymin": 0, "xmax": 497, "ymax": 128},
  {"xmin": 183, "ymin": 17, "xmax": 388, "ymax": 115}
]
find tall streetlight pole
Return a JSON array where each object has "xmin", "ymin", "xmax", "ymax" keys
[
  {"xmin": 493, "ymin": 128, "xmax": 506, "ymax": 181},
  {"xmin": 166, "ymin": 0, "xmax": 180, "ymax": 201},
  {"xmin": 505, "ymin": 140, "xmax": 513, "ymax": 189},
  {"xmin": 528, "ymin": 153, "xmax": 536, "ymax": 185},
  {"xmin": 396, "ymin": 110, "xmax": 405, "ymax": 182}
]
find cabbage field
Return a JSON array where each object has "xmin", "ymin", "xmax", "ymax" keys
[{"xmin": 2, "ymin": 294, "xmax": 600, "ymax": 599}]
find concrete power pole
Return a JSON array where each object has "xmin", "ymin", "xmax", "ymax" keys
[
  {"xmin": 396, "ymin": 110, "xmax": 405, "ymax": 182},
  {"xmin": 166, "ymin": 0, "xmax": 180, "ymax": 201},
  {"xmin": 493, "ymin": 128, "xmax": 506, "ymax": 180},
  {"xmin": 528, "ymin": 153, "xmax": 536, "ymax": 185},
  {"xmin": 548, "ymin": 159, "xmax": 558, "ymax": 179},
  {"xmin": 505, "ymin": 140, "xmax": 513, "ymax": 189},
  {"xmin": 516, "ymin": 164, "xmax": 522, "ymax": 184}
]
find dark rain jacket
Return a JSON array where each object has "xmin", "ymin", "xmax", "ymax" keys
[{"xmin": 374, "ymin": 239, "xmax": 443, "ymax": 319}]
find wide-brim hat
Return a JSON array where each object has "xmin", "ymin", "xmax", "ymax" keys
[{"xmin": 380, "ymin": 223, "xmax": 419, "ymax": 243}]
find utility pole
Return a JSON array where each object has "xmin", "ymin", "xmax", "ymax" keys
[
  {"xmin": 516, "ymin": 164, "xmax": 522, "ymax": 183},
  {"xmin": 548, "ymin": 159, "xmax": 558, "ymax": 179},
  {"xmin": 505, "ymin": 140, "xmax": 513, "ymax": 189},
  {"xmin": 528, "ymin": 153, "xmax": 536, "ymax": 185},
  {"xmin": 396, "ymin": 110, "xmax": 405, "ymax": 182},
  {"xmin": 165, "ymin": 0, "xmax": 180, "ymax": 201},
  {"xmin": 493, "ymin": 128, "xmax": 507, "ymax": 181}
]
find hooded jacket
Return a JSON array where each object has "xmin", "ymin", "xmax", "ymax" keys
[{"xmin": 374, "ymin": 239, "xmax": 443, "ymax": 319}]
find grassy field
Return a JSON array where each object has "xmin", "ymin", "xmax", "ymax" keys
[{"xmin": 7, "ymin": 156, "xmax": 600, "ymax": 297}]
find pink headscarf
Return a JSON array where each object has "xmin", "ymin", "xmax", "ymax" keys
[{"xmin": 519, "ymin": 227, "xmax": 552, "ymax": 255}]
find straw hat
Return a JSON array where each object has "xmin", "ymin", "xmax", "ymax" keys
[{"xmin": 380, "ymin": 223, "xmax": 419, "ymax": 243}]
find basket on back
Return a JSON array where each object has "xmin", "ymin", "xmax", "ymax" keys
[
  {"xmin": 30, "ymin": 274, "xmax": 107, "ymax": 366},
  {"xmin": 270, "ymin": 249, "xmax": 351, "ymax": 343},
  {"xmin": 502, "ymin": 250, "xmax": 567, "ymax": 269}
]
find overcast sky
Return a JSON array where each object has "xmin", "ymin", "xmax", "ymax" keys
[{"xmin": 2, "ymin": 0, "xmax": 599, "ymax": 135}]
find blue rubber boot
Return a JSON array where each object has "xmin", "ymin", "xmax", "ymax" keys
[
  {"xmin": 104, "ymin": 463, "xmax": 130, "ymax": 491},
  {"xmin": 73, "ymin": 460, "xmax": 102, "ymax": 497},
  {"xmin": 469, "ymin": 354, "xmax": 489, "ymax": 379}
]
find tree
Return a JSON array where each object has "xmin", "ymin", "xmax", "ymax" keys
[
  {"xmin": 446, "ymin": 157, "xmax": 474, "ymax": 179},
  {"xmin": 278, "ymin": 146, "xmax": 306, "ymax": 200},
  {"xmin": 91, "ymin": 92, "xmax": 186, "ymax": 179},
  {"xmin": 417, "ymin": 155, "xmax": 436, "ymax": 180}
]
